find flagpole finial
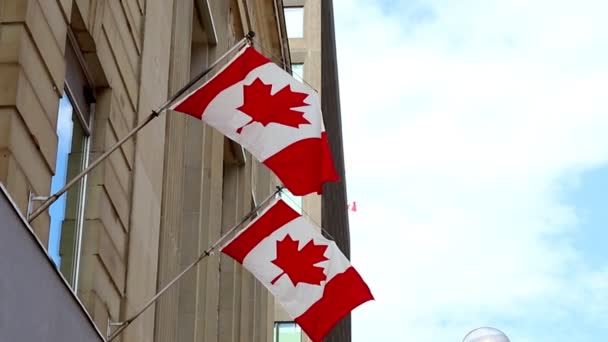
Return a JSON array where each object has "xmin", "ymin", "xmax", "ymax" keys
[{"xmin": 246, "ymin": 31, "xmax": 256, "ymax": 45}]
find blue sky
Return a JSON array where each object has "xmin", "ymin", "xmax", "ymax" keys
[{"xmin": 333, "ymin": 0, "xmax": 608, "ymax": 340}]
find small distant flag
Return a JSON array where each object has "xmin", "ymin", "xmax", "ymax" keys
[{"xmin": 347, "ymin": 201, "xmax": 357, "ymax": 212}]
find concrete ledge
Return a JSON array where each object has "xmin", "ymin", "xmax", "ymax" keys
[{"xmin": 0, "ymin": 183, "xmax": 105, "ymax": 342}]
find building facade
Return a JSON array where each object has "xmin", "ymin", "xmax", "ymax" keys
[
  {"xmin": 0, "ymin": 0, "xmax": 350, "ymax": 341},
  {"xmin": 0, "ymin": 0, "xmax": 291, "ymax": 341}
]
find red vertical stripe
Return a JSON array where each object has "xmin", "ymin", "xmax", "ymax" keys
[
  {"xmin": 295, "ymin": 267, "xmax": 374, "ymax": 342},
  {"xmin": 221, "ymin": 199, "xmax": 300, "ymax": 263},
  {"xmin": 173, "ymin": 46, "xmax": 270, "ymax": 119},
  {"xmin": 321, "ymin": 131, "xmax": 340, "ymax": 185},
  {"xmin": 263, "ymin": 134, "xmax": 339, "ymax": 196}
]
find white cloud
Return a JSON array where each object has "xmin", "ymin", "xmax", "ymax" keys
[{"xmin": 335, "ymin": 0, "xmax": 608, "ymax": 340}]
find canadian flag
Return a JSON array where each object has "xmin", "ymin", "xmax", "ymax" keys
[
  {"xmin": 221, "ymin": 198, "xmax": 373, "ymax": 342},
  {"xmin": 170, "ymin": 45, "xmax": 339, "ymax": 196}
]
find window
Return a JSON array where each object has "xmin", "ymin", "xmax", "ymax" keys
[
  {"xmin": 274, "ymin": 322, "xmax": 302, "ymax": 342},
  {"xmin": 47, "ymin": 33, "xmax": 94, "ymax": 289},
  {"xmin": 284, "ymin": 7, "xmax": 304, "ymax": 38},
  {"xmin": 291, "ymin": 63, "xmax": 304, "ymax": 81},
  {"xmin": 281, "ymin": 189, "xmax": 302, "ymax": 214}
]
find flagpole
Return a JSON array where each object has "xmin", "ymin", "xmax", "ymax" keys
[
  {"xmin": 28, "ymin": 33, "xmax": 255, "ymax": 223},
  {"xmin": 106, "ymin": 186, "xmax": 281, "ymax": 342}
]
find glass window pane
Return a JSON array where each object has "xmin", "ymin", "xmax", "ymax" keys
[
  {"xmin": 275, "ymin": 322, "xmax": 302, "ymax": 342},
  {"xmin": 48, "ymin": 96, "xmax": 75, "ymax": 266},
  {"xmin": 284, "ymin": 7, "xmax": 304, "ymax": 38},
  {"xmin": 281, "ymin": 189, "xmax": 302, "ymax": 214},
  {"xmin": 291, "ymin": 63, "xmax": 304, "ymax": 81},
  {"xmin": 48, "ymin": 93, "xmax": 88, "ymax": 286}
]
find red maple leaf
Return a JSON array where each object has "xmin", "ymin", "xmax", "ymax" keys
[
  {"xmin": 270, "ymin": 234, "xmax": 328, "ymax": 286},
  {"xmin": 236, "ymin": 78, "xmax": 311, "ymax": 134}
]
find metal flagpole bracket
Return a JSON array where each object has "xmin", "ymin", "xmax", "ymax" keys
[
  {"xmin": 106, "ymin": 319, "xmax": 126, "ymax": 338},
  {"xmin": 275, "ymin": 185, "xmax": 284, "ymax": 198},
  {"xmin": 26, "ymin": 37, "xmax": 249, "ymax": 223},
  {"xmin": 245, "ymin": 31, "xmax": 256, "ymax": 45},
  {"xmin": 26, "ymin": 191, "xmax": 50, "ymax": 220},
  {"xmin": 105, "ymin": 186, "xmax": 282, "ymax": 342}
]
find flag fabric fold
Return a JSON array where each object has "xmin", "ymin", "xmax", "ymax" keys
[
  {"xmin": 170, "ymin": 45, "xmax": 339, "ymax": 196},
  {"xmin": 221, "ymin": 198, "xmax": 373, "ymax": 342}
]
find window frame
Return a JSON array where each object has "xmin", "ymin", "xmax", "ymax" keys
[
  {"xmin": 281, "ymin": 188, "xmax": 302, "ymax": 214},
  {"xmin": 274, "ymin": 321, "xmax": 303, "ymax": 342},
  {"xmin": 49, "ymin": 29, "xmax": 96, "ymax": 291},
  {"xmin": 65, "ymin": 30, "xmax": 96, "ymax": 133},
  {"xmin": 284, "ymin": 6, "xmax": 305, "ymax": 39},
  {"xmin": 63, "ymin": 87, "xmax": 92, "ymax": 292},
  {"xmin": 291, "ymin": 63, "xmax": 304, "ymax": 81}
]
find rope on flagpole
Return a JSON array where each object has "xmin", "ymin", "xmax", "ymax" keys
[
  {"xmin": 28, "ymin": 33, "xmax": 255, "ymax": 223},
  {"xmin": 106, "ymin": 185, "xmax": 282, "ymax": 342}
]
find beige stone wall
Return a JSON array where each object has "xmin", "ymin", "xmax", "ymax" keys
[
  {"xmin": 0, "ymin": 0, "xmax": 288, "ymax": 341},
  {"xmin": 0, "ymin": 1, "xmax": 152, "ymax": 340},
  {"xmin": 276, "ymin": 1, "xmax": 322, "ymax": 341}
]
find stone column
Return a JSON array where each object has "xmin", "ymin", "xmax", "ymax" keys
[
  {"xmin": 321, "ymin": 0, "xmax": 352, "ymax": 341},
  {"xmin": 154, "ymin": 0, "xmax": 193, "ymax": 341}
]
